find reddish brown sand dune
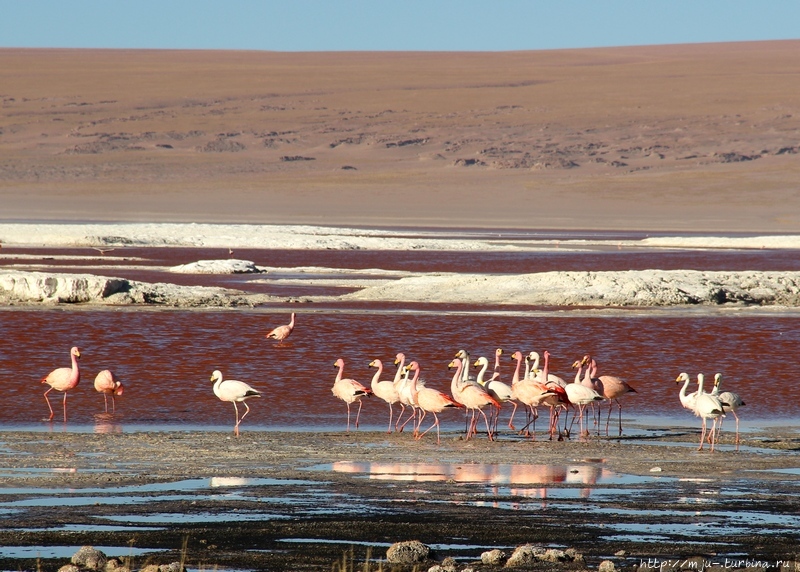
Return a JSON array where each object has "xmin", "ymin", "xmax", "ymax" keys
[{"xmin": 1, "ymin": 42, "xmax": 799, "ymax": 231}]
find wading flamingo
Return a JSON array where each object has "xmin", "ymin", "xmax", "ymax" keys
[
  {"xmin": 450, "ymin": 358, "xmax": 501, "ymax": 440},
  {"xmin": 368, "ymin": 359, "xmax": 400, "ymax": 433},
  {"xmin": 711, "ymin": 373, "xmax": 745, "ymax": 447},
  {"xmin": 405, "ymin": 361, "xmax": 463, "ymax": 444},
  {"xmin": 332, "ymin": 358, "xmax": 372, "ymax": 432},
  {"xmin": 266, "ymin": 312, "xmax": 295, "ymax": 343},
  {"xmin": 42, "ymin": 346, "xmax": 81, "ymax": 422},
  {"xmin": 94, "ymin": 369, "xmax": 124, "ymax": 413},
  {"xmin": 692, "ymin": 373, "xmax": 725, "ymax": 452},
  {"xmin": 563, "ymin": 353, "xmax": 603, "ymax": 438},
  {"xmin": 394, "ymin": 352, "xmax": 421, "ymax": 432},
  {"xmin": 474, "ymin": 356, "xmax": 516, "ymax": 436},
  {"xmin": 210, "ymin": 370, "xmax": 262, "ymax": 437},
  {"xmin": 585, "ymin": 355, "xmax": 637, "ymax": 436}
]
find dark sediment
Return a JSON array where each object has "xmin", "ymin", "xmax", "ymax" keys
[{"xmin": 0, "ymin": 426, "xmax": 799, "ymax": 571}]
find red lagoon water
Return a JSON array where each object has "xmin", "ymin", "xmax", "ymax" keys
[
  {"xmin": 0, "ymin": 307, "xmax": 796, "ymax": 432},
  {"xmin": 1, "ymin": 239, "xmax": 798, "ymax": 433}
]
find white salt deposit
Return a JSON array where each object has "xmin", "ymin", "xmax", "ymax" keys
[
  {"xmin": 1, "ymin": 223, "xmax": 800, "ymax": 308},
  {"xmin": 1, "ymin": 222, "xmax": 799, "ymax": 251},
  {"xmin": 169, "ymin": 259, "xmax": 265, "ymax": 274}
]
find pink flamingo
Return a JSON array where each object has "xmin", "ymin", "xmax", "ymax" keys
[
  {"xmin": 512, "ymin": 350, "xmax": 561, "ymax": 440},
  {"xmin": 41, "ymin": 346, "xmax": 81, "ymax": 422},
  {"xmin": 368, "ymin": 359, "xmax": 400, "ymax": 433},
  {"xmin": 332, "ymin": 358, "xmax": 372, "ymax": 431},
  {"xmin": 210, "ymin": 370, "xmax": 262, "ymax": 437},
  {"xmin": 94, "ymin": 369, "xmax": 124, "ymax": 413},
  {"xmin": 405, "ymin": 361, "xmax": 463, "ymax": 444},
  {"xmin": 450, "ymin": 357, "xmax": 501, "ymax": 440},
  {"xmin": 586, "ymin": 355, "xmax": 637, "ymax": 436},
  {"xmin": 266, "ymin": 312, "xmax": 295, "ymax": 343}
]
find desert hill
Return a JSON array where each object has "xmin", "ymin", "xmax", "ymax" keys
[{"xmin": 1, "ymin": 41, "xmax": 799, "ymax": 231}]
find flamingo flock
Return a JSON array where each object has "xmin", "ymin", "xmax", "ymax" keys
[
  {"xmin": 37, "ymin": 312, "xmax": 745, "ymax": 450},
  {"xmin": 330, "ymin": 347, "xmax": 646, "ymax": 444}
]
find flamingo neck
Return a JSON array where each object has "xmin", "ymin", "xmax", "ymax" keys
[
  {"xmin": 393, "ymin": 355, "xmax": 406, "ymax": 383},
  {"xmin": 475, "ymin": 360, "xmax": 489, "ymax": 385},
  {"xmin": 574, "ymin": 364, "xmax": 583, "ymax": 384},
  {"xmin": 540, "ymin": 352, "xmax": 549, "ymax": 384},
  {"xmin": 512, "ymin": 356, "xmax": 522, "ymax": 385},
  {"xmin": 697, "ymin": 374, "xmax": 706, "ymax": 394},
  {"xmin": 451, "ymin": 362, "xmax": 463, "ymax": 392},
  {"xmin": 371, "ymin": 364, "xmax": 383, "ymax": 388}
]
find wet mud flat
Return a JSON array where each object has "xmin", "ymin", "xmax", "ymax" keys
[{"xmin": 0, "ymin": 425, "xmax": 799, "ymax": 571}]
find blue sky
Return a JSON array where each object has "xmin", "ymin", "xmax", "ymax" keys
[{"xmin": 1, "ymin": 0, "xmax": 797, "ymax": 52}]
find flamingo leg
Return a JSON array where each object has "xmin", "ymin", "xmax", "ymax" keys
[
  {"xmin": 43, "ymin": 387, "xmax": 55, "ymax": 420},
  {"xmin": 387, "ymin": 403, "xmax": 394, "ymax": 434},
  {"xmin": 698, "ymin": 418, "xmax": 707, "ymax": 450},
  {"xmin": 239, "ymin": 401, "xmax": 252, "ymax": 423},
  {"xmin": 414, "ymin": 410, "xmax": 427, "ymax": 439},
  {"xmin": 345, "ymin": 402, "xmax": 352, "ymax": 432},
  {"xmin": 103, "ymin": 394, "xmax": 109, "ymax": 413},
  {"xmin": 356, "ymin": 399, "xmax": 364, "ymax": 429},
  {"xmin": 232, "ymin": 402, "xmax": 241, "ymax": 436},
  {"xmin": 62, "ymin": 392, "xmax": 68, "ymax": 422},
  {"xmin": 394, "ymin": 403, "xmax": 406, "ymax": 431},
  {"xmin": 479, "ymin": 408, "xmax": 494, "ymax": 441},
  {"xmin": 507, "ymin": 401, "xmax": 518, "ymax": 431},
  {"xmin": 398, "ymin": 407, "xmax": 416, "ymax": 432},
  {"xmin": 418, "ymin": 412, "xmax": 442, "ymax": 444}
]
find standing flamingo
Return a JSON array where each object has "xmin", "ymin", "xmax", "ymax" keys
[
  {"xmin": 562, "ymin": 352, "xmax": 603, "ymax": 438},
  {"xmin": 368, "ymin": 359, "xmax": 400, "ymax": 433},
  {"xmin": 586, "ymin": 355, "xmax": 637, "ymax": 436},
  {"xmin": 94, "ymin": 369, "xmax": 124, "ymax": 413},
  {"xmin": 41, "ymin": 346, "xmax": 81, "ymax": 422},
  {"xmin": 266, "ymin": 312, "xmax": 295, "ymax": 343},
  {"xmin": 692, "ymin": 373, "xmax": 725, "ymax": 452},
  {"xmin": 450, "ymin": 357, "xmax": 500, "ymax": 440},
  {"xmin": 332, "ymin": 358, "xmax": 372, "ymax": 432},
  {"xmin": 210, "ymin": 370, "xmax": 262, "ymax": 437},
  {"xmin": 711, "ymin": 373, "xmax": 745, "ymax": 447},
  {"xmin": 475, "ymin": 356, "xmax": 516, "ymax": 435},
  {"xmin": 392, "ymin": 352, "xmax": 415, "ymax": 431},
  {"xmin": 405, "ymin": 361, "xmax": 463, "ymax": 444}
]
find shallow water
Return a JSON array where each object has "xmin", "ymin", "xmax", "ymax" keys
[{"xmin": 1, "ymin": 240, "xmax": 798, "ymax": 432}]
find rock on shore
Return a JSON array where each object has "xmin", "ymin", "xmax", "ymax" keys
[{"xmin": 0, "ymin": 270, "xmax": 256, "ymax": 307}]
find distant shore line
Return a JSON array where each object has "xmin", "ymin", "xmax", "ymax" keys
[{"xmin": 1, "ymin": 222, "xmax": 799, "ymax": 251}]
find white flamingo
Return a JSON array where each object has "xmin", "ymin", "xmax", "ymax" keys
[
  {"xmin": 474, "ymin": 356, "xmax": 516, "ymax": 435},
  {"xmin": 210, "ymin": 370, "xmax": 261, "ymax": 437},
  {"xmin": 692, "ymin": 373, "xmax": 725, "ymax": 452}
]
